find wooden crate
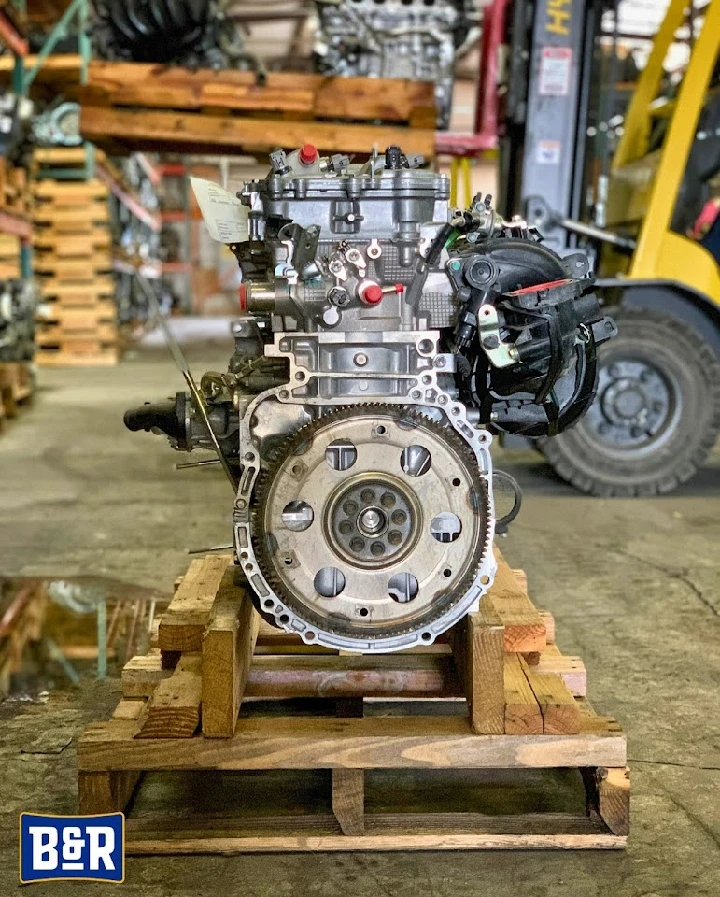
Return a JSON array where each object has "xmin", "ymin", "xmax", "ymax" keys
[{"xmin": 77, "ymin": 550, "xmax": 629, "ymax": 852}]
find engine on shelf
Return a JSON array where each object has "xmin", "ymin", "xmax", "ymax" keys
[
  {"xmin": 125, "ymin": 145, "xmax": 615, "ymax": 653},
  {"xmin": 93, "ymin": 0, "xmax": 262, "ymax": 75},
  {"xmin": 313, "ymin": 0, "xmax": 479, "ymax": 128},
  {"xmin": 0, "ymin": 280, "xmax": 36, "ymax": 362}
]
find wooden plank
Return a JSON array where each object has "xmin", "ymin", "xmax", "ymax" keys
[
  {"xmin": 78, "ymin": 715, "xmax": 627, "ymax": 771},
  {"xmin": 80, "ymin": 105, "xmax": 436, "ymax": 158},
  {"xmin": 135, "ymin": 653, "xmax": 202, "ymax": 739},
  {"xmin": 520, "ymin": 657, "xmax": 581, "ymax": 735},
  {"xmin": 122, "ymin": 651, "xmax": 172, "ymax": 698},
  {"xmin": 452, "ymin": 597, "xmax": 504, "ymax": 734},
  {"xmin": 83, "ymin": 63, "xmax": 435, "ymax": 125},
  {"xmin": 202, "ymin": 569, "xmax": 261, "ymax": 737},
  {"xmin": 158, "ymin": 554, "xmax": 231, "ymax": 652},
  {"xmin": 124, "ymin": 832, "xmax": 625, "ymax": 852},
  {"xmin": 503, "ymin": 654, "xmax": 543, "ymax": 735},
  {"xmin": 332, "ymin": 769, "xmax": 365, "ymax": 835},
  {"xmin": 488, "ymin": 551, "xmax": 546, "ymax": 653},
  {"xmin": 536, "ymin": 645, "xmax": 587, "ymax": 698}
]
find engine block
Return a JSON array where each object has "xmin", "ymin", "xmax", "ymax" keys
[
  {"xmin": 126, "ymin": 146, "xmax": 615, "ymax": 652},
  {"xmin": 313, "ymin": 0, "xmax": 479, "ymax": 128}
]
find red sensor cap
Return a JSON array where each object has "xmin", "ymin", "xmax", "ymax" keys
[
  {"xmin": 299, "ymin": 144, "xmax": 318, "ymax": 165},
  {"xmin": 361, "ymin": 284, "xmax": 384, "ymax": 305}
]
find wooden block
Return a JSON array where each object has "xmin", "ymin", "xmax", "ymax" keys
[
  {"xmin": 520, "ymin": 657, "xmax": 581, "ymax": 735},
  {"xmin": 511, "ymin": 568, "xmax": 528, "ymax": 593},
  {"xmin": 112, "ymin": 699, "xmax": 147, "ymax": 721},
  {"xmin": 122, "ymin": 651, "xmax": 172, "ymax": 698},
  {"xmin": 78, "ymin": 770, "xmax": 141, "ymax": 815},
  {"xmin": 598, "ymin": 767, "xmax": 630, "ymax": 836},
  {"xmin": 487, "ymin": 551, "xmax": 546, "ymax": 653},
  {"xmin": 202, "ymin": 569, "xmax": 261, "ymax": 737},
  {"xmin": 136, "ymin": 652, "xmax": 202, "ymax": 739},
  {"xmin": 538, "ymin": 610, "xmax": 555, "ymax": 645},
  {"xmin": 332, "ymin": 769, "xmax": 365, "ymax": 835},
  {"xmin": 452, "ymin": 597, "xmax": 504, "ymax": 734},
  {"xmin": 536, "ymin": 645, "xmax": 586, "ymax": 697},
  {"xmin": 503, "ymin": 654, "xmax": 543, "ymax": 735},
  {"xmin": 158, "ymin": 554, "xmax": 231, "ymax": 652},
  {"xmin": 80, "ymin": 105, "xmax": 436, "ymax": 159}
]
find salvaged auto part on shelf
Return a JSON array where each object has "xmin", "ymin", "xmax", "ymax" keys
[
  {"xmin": 93, "ymin": 0, "xmax": 262, "ymax": 75},
  {"xmin": 125, "ymin": 145, "xmax": 615, "ymax": 652},
  {"xmin": 313, "ymin": 0, "xmax": 480, "ymax": 129},
  {"xmin": 0, "ymin": 279, "xmax": 35, "ymax": 362}
]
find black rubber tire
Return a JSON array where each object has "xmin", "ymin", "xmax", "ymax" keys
[{"xmin": 539, "ymin": 306, "xmax": 720, "ymax": 496}]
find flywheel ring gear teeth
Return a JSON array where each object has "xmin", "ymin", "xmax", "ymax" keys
[{"xmin": 249, "ymin": 404, "xmax": 494, "ymax": 649}]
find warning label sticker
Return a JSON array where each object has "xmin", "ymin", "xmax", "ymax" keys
[
  {"xmin": 536, "ymin": 140, "xmax": 562, "ymax": 165},
  {"xmin": 539, "ymin": 46, "xmax": 573, "ymax": 96}
]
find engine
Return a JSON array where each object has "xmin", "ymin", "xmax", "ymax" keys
[
  {"xmin": 93, "ymin": 0, "xmax": 261, "ymax": 74},
  {"xmin": 125, "ymin": 145, "xmax": 615, "ymax": 653},
  {"xmin": 313, "ymin": 0, "xmax": 479, "ymax": 129}
]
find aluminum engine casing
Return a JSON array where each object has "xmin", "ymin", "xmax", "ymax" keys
[{"xmin": 313, "ymin": 0, "xmax": 478, "ymax": 129}]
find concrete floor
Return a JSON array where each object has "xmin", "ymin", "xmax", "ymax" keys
[{"xmin": 1, "ymin": 328, "xmax": 719, "ymax": 896}]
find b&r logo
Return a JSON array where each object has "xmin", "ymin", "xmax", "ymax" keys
[{"xmin": 19, "ymin": 813, "xmax": 124, "ymax": 884}]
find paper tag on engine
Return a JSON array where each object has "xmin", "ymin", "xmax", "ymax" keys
[{"xmin": 190, "ymin": 178, "xmax": 249, "ymax": 244}]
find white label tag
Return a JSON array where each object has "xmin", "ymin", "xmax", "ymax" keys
[
  {"xmin": 190, "ymin": 178, "xmax": 249, "ymax": 244},
  {"xmin": 539, "ymin": 47, "xmax": 572, "ymax": 96}
]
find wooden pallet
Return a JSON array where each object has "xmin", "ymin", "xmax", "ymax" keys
[
  {"xmin": 79, "ymin": 62, "xmax": 436, "ymax": 157},
  {"xmin": 78, "ymin": 550, "xmax": 629, "ymax": 852},
  {"xmin": 32, "ymin": 172, "xmax": 120, "ymax": 365},
  {"xmin": 0, "ymin": 580, "xmax": 48, "ymax": 694},
  {"xmin": 0, "ymin": 361, "xmax": 34, "ymax": 423}
]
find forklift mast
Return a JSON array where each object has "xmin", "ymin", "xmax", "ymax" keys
[{"xmin": 500, "ymin": 0, "xmax": 609, "ymax": 256}]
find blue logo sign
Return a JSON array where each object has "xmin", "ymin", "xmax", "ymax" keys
[{"xmin": 19, "ymin": 813, "xmax": 124, "ymax": 884}]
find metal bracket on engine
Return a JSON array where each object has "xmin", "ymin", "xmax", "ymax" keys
[{"xmin": 477, "ymin": 305, "xmax": 519, "ymax": 368}]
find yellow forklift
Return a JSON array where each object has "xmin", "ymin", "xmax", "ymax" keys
[{"xmin": 502, "ymin": 0, "xmax": 720, "ymax": 495}]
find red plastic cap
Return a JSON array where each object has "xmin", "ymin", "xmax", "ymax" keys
[
  {"xmin": 299, "ymin": 144, "xmax": 319, "ymax": 165},
  {"xmin": 238, "ymin": 283, "xmax": 247, "ymax": 310},
  {"xmin": 361, "ymin": 284, "xmax": 383, "ymax": 305},
  {"xmin": 395, "ymin": 283, "xmax": 404, "ymax": 293}
]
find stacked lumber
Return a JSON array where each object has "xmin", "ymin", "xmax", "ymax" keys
[
  {"xmin": 0, "ymin": 157, "xmax": 32, "ymax": 219},
  {"xmin": 79, "ymin": 62, "xmax": 437, "ymax": 157},
  {"xmin": 33, "ymin": 150, "xmax": 118, "ymax": 366},
  {"xmin": 77, "ymin": 549, "xmax": 629, "ymax": 852}
]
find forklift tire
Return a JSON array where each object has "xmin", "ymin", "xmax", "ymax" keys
[{"xmin": 539, "ymin": 306, "xmax": 720, "ymax": 496}]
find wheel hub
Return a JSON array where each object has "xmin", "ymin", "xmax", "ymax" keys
[{"xmin": 588, "ymin": 359, "xmax": 676, "ymax": 448}]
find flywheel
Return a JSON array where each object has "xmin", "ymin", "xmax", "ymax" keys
[{"xmin": 251, "ymin": 405, "xmax": 494, "ymax": 652}]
